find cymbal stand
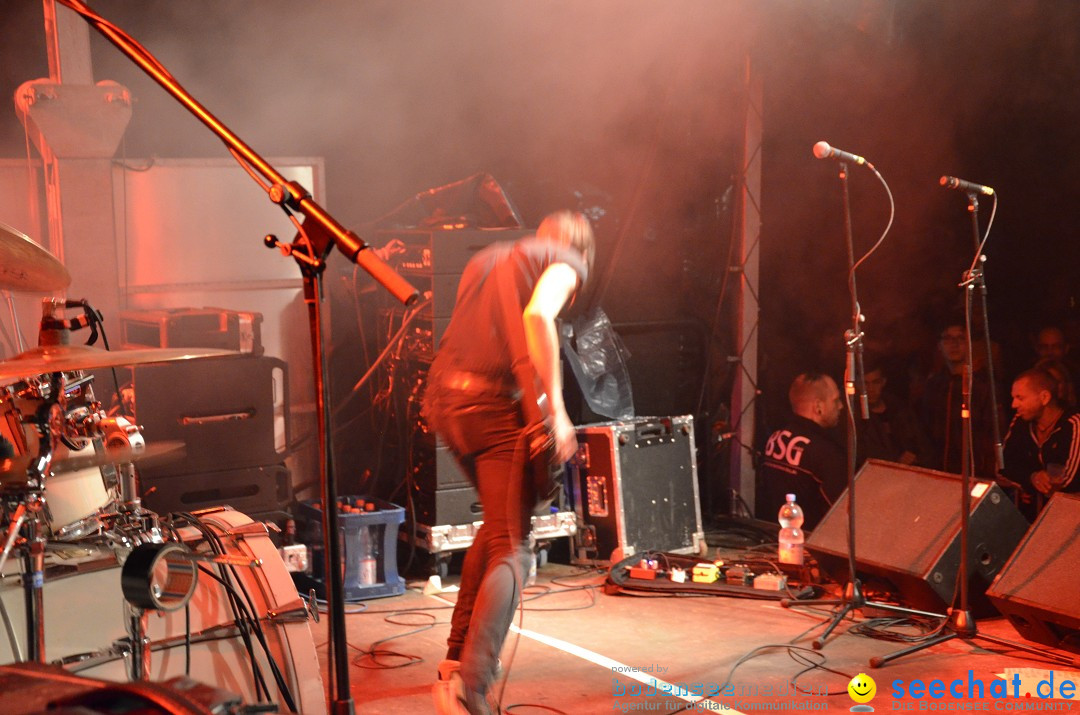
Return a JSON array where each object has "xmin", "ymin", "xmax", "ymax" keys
[
  {"xmin": 58, "ymin": 3, "xmax": 419, "ymax": 712},
  {"xmin": 18, "ymin": 501, "xmax": 47, "ymax": 663},
  {"xmin": 122, "ymin": 603, "xmax": 151, "ymax": 681},
  {"xmin": 781, "ymin": 159, "xmax": 918, "ymax": 647},
  {"xmin": 870, "ymin": 190, "xmax": 1072, "ymax": 668},
  {"xmin": 2, "ymin": 372, "xmax": 63, "ymax": 663}
]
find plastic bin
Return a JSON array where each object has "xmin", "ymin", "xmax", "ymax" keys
[{"xmin": 293, "ymin": 496, "xmax": 405, "ymax": 601}]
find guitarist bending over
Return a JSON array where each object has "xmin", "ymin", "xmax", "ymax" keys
[{"xmin": 422, "ymin": 210, "xmax": 594, "ymax": 715}]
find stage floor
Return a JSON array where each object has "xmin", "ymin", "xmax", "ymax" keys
[{"xmin": 312, "ymin": 562, "xmax": 1080, "ymax": 714}]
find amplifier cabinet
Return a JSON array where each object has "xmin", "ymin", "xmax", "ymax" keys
[
  {"xmin": 376, "ymin": 228, "xmax": 529, "ymax": 344},
  {"xmin": 132, "ymin": 355, "xmax": 288, "ymax": 479},
  {"xmin": 569, "ymin": 416, "xmax": 705, "ymax": 565},
  {"xmin": 141, "ymin": 463, "xmax": 292, "ymax": 517},
  {"xmin": 412, "ymin": 484, "xmax": 485, "ymax": 528}
]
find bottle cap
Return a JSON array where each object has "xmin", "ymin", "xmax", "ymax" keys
[{"xmin": 786, "ymin": 493, "xmax": 796, "ymax": 502}]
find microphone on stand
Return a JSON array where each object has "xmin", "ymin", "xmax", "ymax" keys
[
  {"xmin": 940, "ymin": 175, "xmax": 994, "ymax": 196},
  {"xmin": 813, "ymin": 141, "xmax": 874, "ymax": 170}
]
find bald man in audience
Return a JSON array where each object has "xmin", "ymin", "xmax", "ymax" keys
[
  {"xmin": 758, "ymin": 372, "xmax": 847, "ymax": 529},
  {"xmin": 1000, "ymin": 368, "xmax": 1080, "ymax": 520}
]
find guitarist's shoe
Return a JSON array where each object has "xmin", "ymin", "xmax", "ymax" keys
[
  {"xmin": 437, "ymin": 658, "xmax": 503, "ymax": 681},
  {"xmin": 433, "ymin": 660, "xmax": 498, "ymax": 715}
]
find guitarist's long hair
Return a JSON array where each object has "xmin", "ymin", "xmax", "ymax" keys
[{"xmin": 537, "ymin": 209, "xmax": 595, "ymax": 276}]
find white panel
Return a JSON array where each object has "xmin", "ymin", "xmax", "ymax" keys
[{"xmin": 115, "ymin": 158, "xmax": 320, "ymax": 289}]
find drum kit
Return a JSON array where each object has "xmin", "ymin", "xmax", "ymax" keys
[{"xmin": 0, "ymin": 223, "xmax": 324, "ymax": 714}]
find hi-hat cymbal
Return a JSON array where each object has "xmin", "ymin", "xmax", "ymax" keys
[
  {"xmin": 0, "ymin": 441, "xmax": 185, "ymax": 491},
  {"xmin": 0, "ymin": 344, "xmax": 235, "ymax": 384},
  {"xmin": 0, "ymin": 222, "xmax": 70, "ymax": 293}
]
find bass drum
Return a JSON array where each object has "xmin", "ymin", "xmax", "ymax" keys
[{"xmin": 0, "ymin": 507, "xmax": 325, "ymax": 714}]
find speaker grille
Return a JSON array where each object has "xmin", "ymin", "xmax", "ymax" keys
[
  {"xmin": 988, "ymin": 493, "xmax": 1080, "ymax": 628},
  {"xmin": 809, "ymin": 461, "xmax": 963, "ymax": 577}
]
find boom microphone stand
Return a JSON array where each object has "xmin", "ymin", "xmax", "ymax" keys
[
  {"xmin": 782, "ymin": 149, "xmax": 915, "ymax": 648},
  {"xmin": 869, "ymin": 184, "xmax": 1072, "ymax": 669},
  {"xmin": 59, "ymin": 2, "xmax": 419, "ymax": 712}
]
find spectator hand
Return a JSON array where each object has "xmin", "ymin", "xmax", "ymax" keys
[{"xmin": 1030, "ymin": 470, "xmax": 1054, "ymax": 495}]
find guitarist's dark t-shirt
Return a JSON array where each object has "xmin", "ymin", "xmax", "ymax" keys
[{"xmin": 431, "ymin": 237, "xmax": 588, "ymax": 384}]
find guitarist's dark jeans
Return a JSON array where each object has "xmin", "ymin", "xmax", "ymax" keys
[{"xmin": 427, "ymin": 391, "xmax": 537, "ymax": 701}]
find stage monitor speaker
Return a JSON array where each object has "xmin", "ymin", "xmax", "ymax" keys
[
  {"xmin": 986, "ymin": 492, "xmax": 1080, "ymax": 653},
  {"xmin": 805, "ymin": 459, "xmax": 1029, "ymax": 614}
]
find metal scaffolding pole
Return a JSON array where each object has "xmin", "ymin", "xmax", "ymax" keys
[{"xmin": 728, "ymin": 54, "xmax": 763, "ymax": 515}]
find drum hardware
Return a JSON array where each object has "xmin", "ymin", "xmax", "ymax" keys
[
  {"xmin": 0, "ymin": 503, "xmax": 27, "ymax": 576},
  {"xmin": 7, "ymin": 376, "xmax": 68, "ymax": 664},
  {"xmin": 119, "ymin": 541, "xmax": 200, "ymax": 682},
  {"xmin": 59, "ymin": 619, "xmax": 292, "ymax": 673},
  {"xmin": 266, "ymin": 599, "xmax": 312, "ymax": 625},
  {"xmin": 0, "ymin": 508, "xmax": 324, "ymax": 713},
  {"xmin": 11, "ymin": 492, "xmax": 48, "ymax": 664},
  {"xmin": 2, "ymin": 439, "xmax": 183, "ymax": 544}
]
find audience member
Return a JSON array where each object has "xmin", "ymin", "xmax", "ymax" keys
[
  {"xmin": 919, "ymin": 320, "xmax": 1000, "ymax": 478},
  {"xmin": 855, "ymin": 353, "xmax": 935, "ymax": 467},
  {"xmin": 1032, "ymin": 324, "xmax": 1080, "ymax": 392},
  {"xmin": 1000, "ymin": 368, "xmax": 1080, "ymax": 520},
  {"xmin": 758, "ymin": 372, "xmax": 846, "ymax": 530},
  {"xmin": 1034, "ymin": 357, "xmax": 1077, "ymax": 410},
  {"xmin": 1034, "ymin": 325, "xmax": 1071, "ymax": 363}
]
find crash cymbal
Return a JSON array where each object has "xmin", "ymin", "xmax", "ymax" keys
[
  {"xmin": 0, "ymin": 441, "xmax": 184, "ymax": 490},
  {"xmin": 0, "ymin": 222, "xmax": 70, "ymax": 293},
  {"xmin": 0, "ymin": 344, "xmax": 234, "ymax": 384}
]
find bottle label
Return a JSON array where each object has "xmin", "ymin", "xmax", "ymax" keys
[
  {"xmin": 778, "ymin": 542, "xmax": 804, "ymax": 566},
  {"xmin": 359, "ymin": 558, "xmax": 378, "ymax": 586}
]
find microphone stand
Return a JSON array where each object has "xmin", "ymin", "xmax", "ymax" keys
[
  {"xmin": 868, "ymin": 191, "xmax": 1070, "ymax": 668},
  {"xmin": 781, "ymin": 161, "xmax": 916, "ymax": 648},
  {"xmin": 60, "ymin": 2, "xmax": 419, "ymax": 712},
  {"xmin": 963, "ymin": 195, "xmax": 1005, "ymax": 476}
]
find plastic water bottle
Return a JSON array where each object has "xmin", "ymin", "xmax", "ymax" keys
[
  {"xmin": 777, "ymin": 493, "xmax": 805, "ymax": 566},
  {"xmin": 527, "ymin": 552, "xmax": 537, "ymax": 587},
  {"xmin": 358, "ymin": 524, "xmax": 378, "ymax": 586}
]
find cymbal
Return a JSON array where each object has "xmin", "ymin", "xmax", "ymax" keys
[
  {"xmin": 0, "ymin": 441, "xmax": 184, "ymax": 489},
  {"xmin": 0, "ymin": 222, "xmax": 70, "ymax": 293},
  {"xmin": 0, "ymin": 344, "xmax": 235, "ymax": 384},
  {"xmin": 54, "ymin": 440, "xmax": 184, "ymax": 474}
]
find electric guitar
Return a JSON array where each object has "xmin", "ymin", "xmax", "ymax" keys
[{"xmin": 517, "ymin": 374, "xmax": 565, "ymax": 510}]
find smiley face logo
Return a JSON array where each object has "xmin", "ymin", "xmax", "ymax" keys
[{"xmin": 848, "ymin": 673, "xmax": 877, "ymax": 704}]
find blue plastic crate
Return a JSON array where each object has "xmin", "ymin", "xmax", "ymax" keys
[{"xmin": 293, "ymin": 496, "xmax": 405, "ymax": 601}]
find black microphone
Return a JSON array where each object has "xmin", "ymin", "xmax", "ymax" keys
[
  {"xmin": 813, "ymin": 141, "xmax": 873, "ymax": 169},
  {"xmin": 940, "ymin": 176, "xmax": 994, "ymax": 196}
]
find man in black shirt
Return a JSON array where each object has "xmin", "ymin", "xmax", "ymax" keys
[
  {"xmin": 758, "ymin": 372, "xmax": 846, "ymax": 530},
  {"xmin": 856, "ymin": 360, "xmax": 935, "ymax": 468},
  {"xmin": 920, "ymin": 321, "xmax": 1000, "ymax": 478},
  {"xmin": 423, "ymin": 211, "xmax": 593, "ymax": 715},
  {"xmin": 1000, "ymin": 368, "xmax": 1080, "ymax": 520}
]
